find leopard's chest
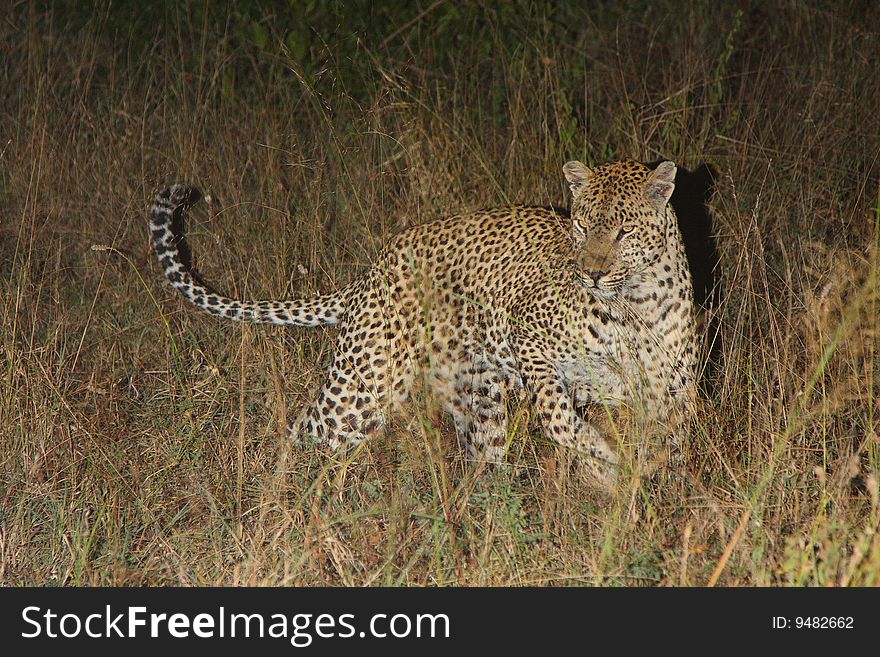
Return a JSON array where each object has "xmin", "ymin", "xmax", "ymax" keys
[{"xmin": 552, "ymin": 283, "xmax": 691, "ymax": 407}]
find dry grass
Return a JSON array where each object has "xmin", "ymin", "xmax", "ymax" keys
[{"xmin": 1, "ymin": 1, "xmax": 878, "ymax": 586}]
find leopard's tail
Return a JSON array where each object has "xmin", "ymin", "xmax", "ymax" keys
[{"xmin": 149, "ymin": 185, "xmax": 347, "ymax": 327}]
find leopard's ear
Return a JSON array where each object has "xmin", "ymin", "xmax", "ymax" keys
[
  {"xmin": 563, "ymin": 161, "xmax": 591, "ymax": 198},
  {"xmin": 645, "ymin": 161, "xmax": 677, "ymax": 209}
]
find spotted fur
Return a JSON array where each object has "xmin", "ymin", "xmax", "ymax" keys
[
  {"xmin": 149, "ymin": 160, "xmax": 697, "ymax": 485},
  {"xmin": 150, "ymin": 186, "xmax": 347, "ymax": 327}
]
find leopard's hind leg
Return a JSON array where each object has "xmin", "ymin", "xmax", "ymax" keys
[
  {"xmin": 290, "ymin": 308, "xmax": 413, "ymax": 452},
  {"xmin": 447, "ymin": 358, "xmax": 510, "ymax": 466}
]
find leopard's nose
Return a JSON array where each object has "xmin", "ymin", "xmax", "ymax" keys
[{"xmin": 586, "ymin": 270, "xmax": 607, "ymax": 284}]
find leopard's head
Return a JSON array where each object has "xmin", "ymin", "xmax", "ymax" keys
[{"xmin": 563, "ymin": 159, "xmax": 676, "ymax": 297}]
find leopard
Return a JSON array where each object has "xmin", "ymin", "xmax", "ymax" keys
[{"xmin": 148, "ymin": 159, "xmax": 697, "ymax": 485}]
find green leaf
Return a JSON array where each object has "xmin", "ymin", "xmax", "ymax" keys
[
  {"xmin": 285, "ymin": 30, "xmax": 308, "ymax": 61},
  {"xmin": 248, "ymin": 19, "xmax": 268, "ymax": 50}
]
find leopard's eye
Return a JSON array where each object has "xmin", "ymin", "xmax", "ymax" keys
[
  {"xmin": 573, "ymin": 219, "xmax": 587, "ymax": 236},
  {"xmin": 616, "ymin": 224, "xmax": 635, "ymax": 240}
]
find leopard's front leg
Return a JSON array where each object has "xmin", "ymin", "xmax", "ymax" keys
[{"xmin": 515, "ymin": 351, "xmax": 619, "ymax": 486}]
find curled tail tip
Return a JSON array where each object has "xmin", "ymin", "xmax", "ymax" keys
[{"xmin": 153, "ymin": 184, "xmax": 202, "ymax": 210}]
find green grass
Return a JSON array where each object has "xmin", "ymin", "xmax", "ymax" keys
[{"xmin": 1, "ymin": 1, "xmax": 878, "ymax": 586}]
